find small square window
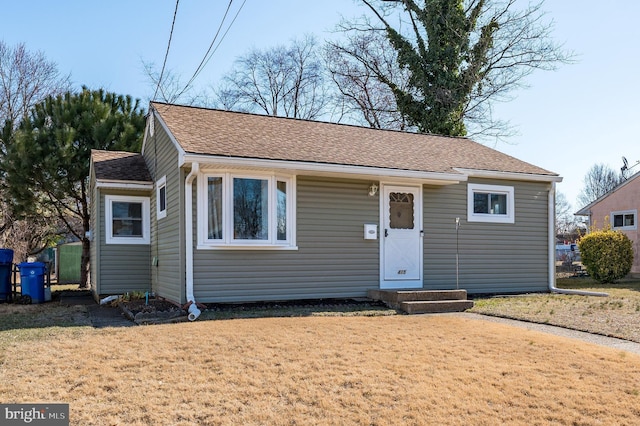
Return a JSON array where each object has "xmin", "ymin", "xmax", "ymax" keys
[
  {"xmin": 106, "ymin": 195, "xmax": 150, "ymax": 244},
  {"xmin": 112, "ymin": 201, "xmax": 143, "ymax": 236},
  {"xmin": 611, "ymin": 210, "xmax": 637, "ymax": 230},
  {"xmin": 467, "ymin": 183, "xmax": 515, "ymax": 224}
]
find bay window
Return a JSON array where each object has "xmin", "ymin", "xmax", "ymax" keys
[{"xmin": 199, "ymin": 172, "xmax": 295, "ymax": 248}]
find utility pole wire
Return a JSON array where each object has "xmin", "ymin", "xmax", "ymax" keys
[
  {"xmin": 176, "ymin": 0, "xmax": 247, "ymax": 99},
  {"xmin": 153, "ymin": 0, "xmax": 180, "ymax": 101},
  {"xmin": 192, "ymin": 0, "xmax": 247, "ymax": 83}
]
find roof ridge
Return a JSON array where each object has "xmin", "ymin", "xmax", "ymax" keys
[
  {"xmin": 149, "ymin": 101, "xmax": 472, "ymax": 142},
  {"xmin": 150, "ymin": 101, "xmax": 558, "ymax": 178}
]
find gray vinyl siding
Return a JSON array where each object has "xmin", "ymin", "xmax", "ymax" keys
[
  {"xmin": 191, "ymin": 176, "xmax": 379, "ymax": 303},
  {"xmin": 96, "ymin": 189, "xmax": 152, "ymax": 295},
  {"xmin": 143, "ymin": 123, "xmax": 184, "ymax": 302},
  {"xmin": 423, "ymin": 178, "xmax": 550, "ymax": 294}
]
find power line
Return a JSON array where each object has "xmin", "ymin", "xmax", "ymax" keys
[
  {"xmin": 193, "ymin": 0, "xmax": 247, "ymax": 83},
  {"xmin": 184, "ymin": 0, "xmax": 233, "ymax": 88},
  {"xmin": 175, "ymin": 0, "xmax": 247, "ymax": 99},
  {"xmin": 153, "ymin": 0, "xmax": 180, "ymax": 101}
]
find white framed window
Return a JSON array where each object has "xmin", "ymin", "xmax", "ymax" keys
[
  {"xmin": 157, "ymin": 176, "xmax": 167, "ymax": 220},
  {"xmin": 197, "ymin": 172, "xmax": 296, "ymax": 249},
  {"xmin": 467, "ymin": 183, "xmax": 515, "ymax": 224},
  {"xmin": 105, "ymin": 195, "xmax": 150, "ymax": 245},
  {"xmin": 611, "ymin": 210, "xmax": 637, "ymax": 230}
]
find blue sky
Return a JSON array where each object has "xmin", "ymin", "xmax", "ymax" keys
[{"xmin": 3, "ymin": 1, "xmax": 639, "ymax": 210}]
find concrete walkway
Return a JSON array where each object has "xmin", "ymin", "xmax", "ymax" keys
[
  {"xmin": 59, "ymin": 291, "xmax": 134, "ymax": 328},
  {"xmin": 445, "ymin": 312, "xmax": 640, "ymax": 356}
]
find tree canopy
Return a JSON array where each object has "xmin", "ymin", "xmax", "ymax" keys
[
  {"xmin": 2, "ymin": 88, "xmax": 146, "ymax": 286},
  {"xmin": 328, "ymin": 0, "xmax": 572, "ymax": 138}
]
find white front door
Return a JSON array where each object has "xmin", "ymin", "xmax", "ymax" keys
[{"xmin": 380, "ymin": 185, "xmax": 423, "ymax": 289}]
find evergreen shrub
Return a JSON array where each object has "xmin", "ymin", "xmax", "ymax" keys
[{"xmin": 578, "ymin": 229, "xmax": 633, "ymax": 283}]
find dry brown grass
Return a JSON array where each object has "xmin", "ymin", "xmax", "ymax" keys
[
  {"xmin": 1, "ymin": 314, "xmax": 640, "ymax": 425},
  {"xmin": 470, "ymin": 277, "xmax": 640, "ymax": 342}
]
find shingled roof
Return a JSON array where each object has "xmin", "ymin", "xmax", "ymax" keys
[
  {"xmin": 150, "ymin": 102, "xmax": 557, "ymax": 178},
  {"xmin": 91, "ymin": 150, "xmax": 152, "ymax": 182}
]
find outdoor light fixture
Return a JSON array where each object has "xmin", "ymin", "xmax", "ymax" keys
[{"xmin": 368, "ymin": 183, "xmax": 379, "ymax": 196}]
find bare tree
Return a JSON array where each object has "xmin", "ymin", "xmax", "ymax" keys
[
  {"xmin": 0, "ymin": 41, "xmax": 71, "ymax": 126},
  {"xmin": 330, "ymin": 0, "xmax": 573, "ymax": 141},
  {"xmin": 577, "ymin": 163, "xmax": 622, "ymax": 209},
  {"xmin": 0, "ymin": 210, "xmax": 69, "ymax": 264},
  {"xmin": 555, "ymin": 191, "xmax": 580, "ymax": 240},
  {"xmin": 142, "ymin": 61, "xmax": 213, "ymax": 106},
  {"xmin": 0, "ymin": 42, "xmax": 71, "ymax": 260},
  {"xmin": 325, "ymin": 29, "xmax": 412, "ymax": 129},
  {"xmin": 214, "ymin": 35, "xmax": 329, "ymax": 120}
]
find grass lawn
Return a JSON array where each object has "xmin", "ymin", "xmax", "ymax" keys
[
  {"xmin": 470, "ymin": 276, "xmax": 640, "ymax": 343},
  {"xmin": 1, "ymin": 285, "xmax": 640, "ymax": 425}
]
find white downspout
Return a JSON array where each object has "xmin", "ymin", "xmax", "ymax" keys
[
  {"xmin": 185, "ymin": 162, "xmax": 202, "ymax": 320},
  {"xmin": 548, "ymin": 181, "xmax": 608, "ymax": 297}
]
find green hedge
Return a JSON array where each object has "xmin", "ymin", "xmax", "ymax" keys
[{"xmin": 578, "ymin": 229, "xmax": 633, "ymax": 283}]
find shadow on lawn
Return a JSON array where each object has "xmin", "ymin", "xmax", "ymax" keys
[
  {"xmin": 200, "ymin": 299, "xmax": 397, "ymax": 321},
  {"xmin": 557, "ymin": 276, "xmax": 640, "ymax": 293},
  {"xmin": 0, "ymin": 288, "xmax": 93, "ymax": 332}
]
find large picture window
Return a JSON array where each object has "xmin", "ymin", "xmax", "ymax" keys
[
  {"xmin": 467, "ymin": 183, "xmax": 515, "ymax": 224},
  {"xmin": 105, "ymin": 195, "xmax": 150, "ymax": 244},
  {"xmin": 199, "ymin": 172, "xmax": 295, "ymax": 248}
]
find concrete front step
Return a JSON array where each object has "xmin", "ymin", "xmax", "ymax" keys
[
  {"xmin": 367, "ymin": 289, "xmax": 468, "ymax": 304},
  {"xmin": 400, "ymin": 300, "xmax": 474, "ymax": 314},
  {"xmin": 367, "ymin": 289, "xmax": 474, "ymax": 314}
]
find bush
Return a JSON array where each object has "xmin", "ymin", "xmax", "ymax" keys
[{"xmin": 578, "ymin": 229, "xmax": 634, "ymax": 283}]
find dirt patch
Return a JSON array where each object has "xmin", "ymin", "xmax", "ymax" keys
[
  {"xmin": 119, "ymin": 299, "xmax": 187, "ymax": 325},
  {"xmin": 201, "ymin": 298, "xmax": 394, "ymax": 319}
]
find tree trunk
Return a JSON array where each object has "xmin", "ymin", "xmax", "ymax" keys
[
  {"xmin": 80, "ymin": 236, "xmax": 90, "ymax": 289},
  {"xmin": 79, "ymin": 180, "xmax": 91, "ymax": 289}
]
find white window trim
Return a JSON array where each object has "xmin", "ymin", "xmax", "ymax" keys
[
  {"xmin": 611, "ymin": 209, "xmax": 637, "ymax": 231},
  {"xmin": 467, "ymin": 183, "xmax": 515, "ymax": 224},
  {"xmin": 105, "ymin": 195, "xmax": 151, "ymax": 245},
  {"xmin": 197, "ymin": 171, "xmax": 297, "ymax": 249},
  {"xmin": 156, "ymin": 175, "xmax": 167, "ymax": 220}
]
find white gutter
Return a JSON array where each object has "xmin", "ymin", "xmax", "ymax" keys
[
  {"xmin": 548, "ymin": 181, "xmax": 608, "ymax": 297},
  {"xmin": 184, "ymin": 162, "xmax": 202, "ymax": 320},
  {"xmin": 95, "ymin": 180, "xmax": 154, "ymax": 190},
  {"xmin": 181, "ymin": 154, "xmax": 465, "ymax": 184},
  {"xmin": 453, "ymin": 167, "xmax": 563, "ymax": 183}
]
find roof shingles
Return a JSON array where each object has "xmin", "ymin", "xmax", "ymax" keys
[
  {"xmin": 150, "ymin": 102, "xmax": 557, "ymax": 177},
  {"xmin": 91, "ymin": 150, "xmax": 152, "ymax": 182}
]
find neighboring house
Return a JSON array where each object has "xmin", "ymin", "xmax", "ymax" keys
[
  {"xmin": 575, "ymin": 172, "xmax": 640, "ymax": 276},
  {"xmin": 89, "ymin": 102, "xmax": 562, "ymax": 311}
]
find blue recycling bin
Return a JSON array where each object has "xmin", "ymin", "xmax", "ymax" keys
[
  {"xmin": 18, "ymin": 262, "xmax": 47, "ymax": 304},
  {"xmin": 0, "ymin": 248, "xmax": 12, "ymax": 264},
  {"xmin": 0, "ymin": 249, "xmax": 13, "ymax": 302}
]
